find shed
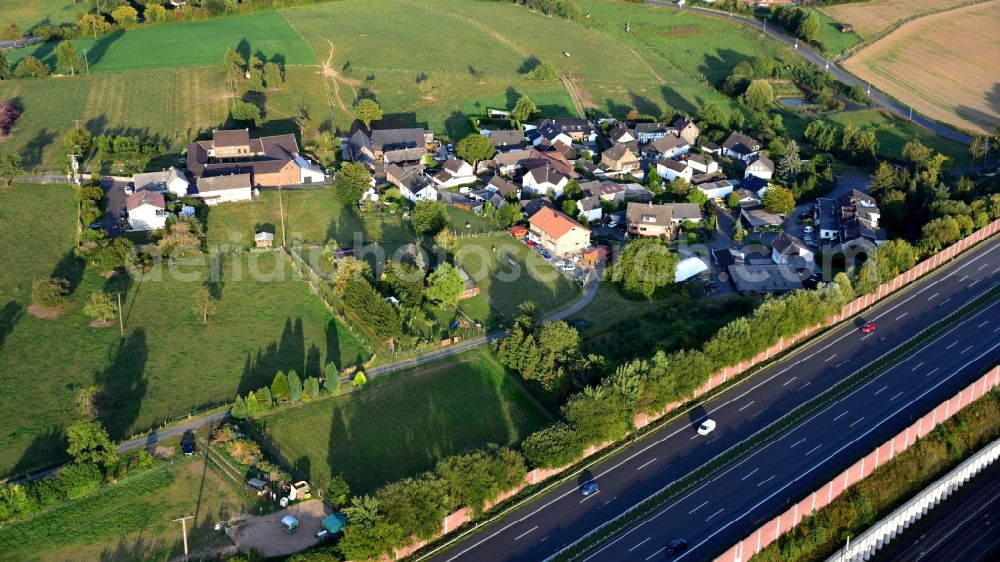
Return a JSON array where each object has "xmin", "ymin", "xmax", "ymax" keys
[
  {"xmin": 281, "ymin": 515, "xmax": 299, "ymax": 534},
  {"xmin": 255, "ymin": 231, "xmax": 274, "ymax": 248},
  {"xmin": 508, "ymin": 225, "xmax": 528, "ymax": 238},
  {"xmin": 320, "ymin": 513, "xmax": 348, "ymax": 535},
  {"xmin": 675, "ymin": 256, "xmax": 709, "ymax": 283}
]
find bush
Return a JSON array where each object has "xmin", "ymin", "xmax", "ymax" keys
[
  {"xmin": 54, "ymin": 462, "xmax": 103, "ymax": 500},
  {"xmin": 226, "ymin": 439, "xmax": 262, "ymax": 465},
  {"xmin": 83, "ymin": 292, "xmax": 118, "ymax": 322},
  {"xmin": 521, "ymin": 422, "xmax": 584, "ymax": 469},
  {"xmin": 31, "ymin": 277, "xmax": 69, "ymax": 309}
]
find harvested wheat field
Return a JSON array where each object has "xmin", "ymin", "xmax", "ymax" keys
[
  {"xmin": 843, "ymin": 0, "xmax": 1000, "ymax": 135},
  {"xmin": 826, "ymin": 0, "xmax": 984, "ymax": 40}
]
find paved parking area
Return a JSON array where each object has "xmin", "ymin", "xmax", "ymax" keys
[{"xmin": 100, "ymin": 176, "xmax": 132, "ymax": 236}]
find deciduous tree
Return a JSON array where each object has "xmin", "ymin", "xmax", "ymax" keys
[
  {"xmin": 510, "ymin": 96, "xmax": 538, "ymax": 122},
  {"xmin": 66, "ymin": 420, "xmax": 118, "ymax": 472},
  {"xmin": 426, "ymin": 263, "xmax": 464, "ymax": 306},
  {"xmin": 411, "ymin": 200, "xmax": 450, "ymax": 235},
  {"xmin": 456, "ymin": 133, "xmax": 495, "ymax": 165},
  {"xmin": 192, "ymin": 286, "xmax": 217, "ymax": 323},
  {"xmin": 287, "ymin": 369, "xmax": 302, "ymax": 403},
  {"xmin": 230, "ymin": 100, "xmax": 262, "ymax": 127},
  {"xmin": 110, "ymin": 5, "xmax": 139, "ymax": 29},
  {"xmin": 271, "ymin": 371, "xmax": 290, "ymax": 401},
  {"xmin": 353, "ymin": 98, "xmax": 383, "ymax": 127},
  {"xmin": 14, "ymin": 56, "xmax": 49, "ymax": 78},
  {"xmin": 762, "ymin": 185, "xmax": 795, "ymax": 215},
  {"xmin": 334, "ymin": 161, "xmax": 372, "ymax": 205},
  {"xmin": 55, "ymin": 41, "xmax": 84, "ymax": 76},
  {"xmin": 83, "ymin": 292, "xmax": 117, "ymax": 322}
]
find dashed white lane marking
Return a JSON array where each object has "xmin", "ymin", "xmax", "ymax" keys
[
  {"xmin": 783, "ymin": 376, "xmax": 797, "ymax": 386},
  {"xmin": 629, "ymin": 537, "xmax": 651, "ymax": 552},
  {"xmin": 896, "ymin": 312, "xmax": 908, "ymax": 320},
  {"xmin": 805, "ymin": 444, "xmax": 823, "ymax": 456},
  {"xmin": 890, "ymin": 391, "xmax": 905, "ymax": 401},
  {"xmin": 825, "ymin": 353, "xmax": 837, "ymax": 362},
  {"xmin": 961, "ymin": 345, "xmax": 975, "ymax": 355},
  {"xmin": 688, "ymin": 500, "xmax": 708, "ymax": 514},
  {"xmin": 739, "ymin": 401, "xmax": 755, "ymax": 412},
  {"xmin": 925, "ymin": 367, "xmax": 941, "ymax": 378},
  {"xmin": 741, "ymin": 468, "xmax": 759, "ymax": 481},
  {"xmin": 911, "ymin": 362, "xmax": 924, "ymax": 372},
  {"xmin": 833, "ymin": 411, "xmax": 849, "ymax": 422},
  {"xmin": 927, "ymin": 292, "xmax": 939, "ymax": 300},
  {"xmin": 790, "ymin": 439, "xmax": 806, "ymax": 449},
  {"xmin": 874, "ymin": 385, "xmax": 888, "ymax": 395},
  {"xmin": 849, "ymin": 416, "xmax": 865, "ymax": 428},
  {"xmin": 977, "ymin": 320, "xmax": 990, "ymax": 328},
  {"xmin": 940, "ymin": 297, "xmax": 952, "ymax": 306},
  {"xmin": 705, "ymin": 508, "xmax": 725, "ymax": 522},
  {"xmin": 637, "ymin": 458, "xmax": 657, "ymax": 471},
  {"xmin": 513, "ymin": 526, "xmax": 538, "ymax": 541},
  {"xmin": 946, "ymin": 341, "xmax": 959, "ymax": 349},
  {"xmin": 756, "ymin": 475, "xmax": 776, "ymax": 487}
]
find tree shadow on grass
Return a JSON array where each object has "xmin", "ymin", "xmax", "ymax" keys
[
  {"xmin": 237, "ymin": 316, "xmax": 309, "ymax": 395},
  {"xmin": 0, "ymin": 299, "xmax": 24, "ymax": 349},
  {"xmin": 6, "ymin": 426, "xmax": 66, "ymax": 480},
  {"xmin": 96, "ymin": 328, "xmax": 149, "ymax": 442},
  {"xmin": 51, "ymin": 249, "xmax": 85, "ymax": 295},
  {"xmin": 21, "ymin": 127, "xmax": 57, "ymax": 169}
]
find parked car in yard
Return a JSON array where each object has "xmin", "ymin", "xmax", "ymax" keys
[{"xmin": 803, "ymin": 225, "xmax": 814, "ymax": 234}]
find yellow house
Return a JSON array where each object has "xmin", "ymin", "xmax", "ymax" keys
[{"xmin": 528, "ymin": 207, "xmax": 591, "ymax": 256}]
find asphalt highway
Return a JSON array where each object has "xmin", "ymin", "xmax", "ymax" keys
[
  {"xmin": 419, "ymin": 235, "xmax": 1000, "ymax": 562},
  {"xmin": 644, "ymin": 0, "xmax": 971, "ymax": 145},
  {"xmin": 876, "ymin": 462, "xmax": 1000, "ymax": 562}
]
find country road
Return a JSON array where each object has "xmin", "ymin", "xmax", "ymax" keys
[{"xmin": 645, "ymin": 0, "xmax": 972, "ymax": 145}]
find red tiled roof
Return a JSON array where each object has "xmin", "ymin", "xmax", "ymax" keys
[{"xmin": 529, "ymin": 206, "xmax": 585, "ymax": 240}]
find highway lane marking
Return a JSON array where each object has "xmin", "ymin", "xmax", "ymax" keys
[
  {"xmin": 825, "ymin": 353, "xmax": 837, "ymax": 362},
  {"xmin": 628, "ymin": 537, "xmax": 651, "ymax": 552},
  {"xmin": 874, "ymin": 385, "xmax": 888, "ymax": 396},
  {"xmin": 513, "ymin": 526, "xmax": 538, "ymax": 541},
  {"xmin": 940, "ymin": 297, "xmax": 953, "ymax": 307},
  {"xmin": 637, "ymin": 458, "xmax": 657, "ymax": 471},
  {"xmin": 970, "ymin": 279, "xmax": 980, "ymax": 287},
  {"xmin": 946, "ymin": 341, "xmax": 959, "ymax": 349},
  {"xmin": 805, "ymin": 444, "xmax": 823, "ymax": 456},
  {"xmin": 705, "ymin": 508, "xmax": 725, "ymax": 521},
  {"xmin": 740, "ymin": 468, "xmax": 760, "ymax": 481},
  {"xmin": 960, "ymin": 276, "xmax": 969, "ymax": 282},
  {"xmin": 644, "ymin": 547, "xmax": 666, "ymax": 560},
  {"xmin": 890, "ymin": 391, "xmax": 904, "ymax": 401},
  {"xmin": 797, "ymin": 381, "xmax": 812, "ymax": 391},
  {"xmin": 666, "ymin": 339, "xmax": 1000, "ymax": 562},
  {"xmin": 995, "ymin": 326, "xmax": 1000, "ymax": 333},
  {"xmin": 757, "ymin": 475, "xmax": 775, "ymax": 487},
  {"xmin": 896, "ymin": 312, "xmax": 908, "ymax": 320},
  {"xmin": 832, "ymin": 411, "xmax": 849, "ymax": 422},
  {"xmin": 783, "ymin": 376, "xmax": 797, "ymax": 386},
  {"xmin": 861, "ymin": 333, "xmax": 873, "ymax": 340},
  {"xmin": 978, "ymin": 263, "xmax": 988, "ymax": 270},
  {"xmin": 835, "ymin": 360, "xmax": 849, "ymax": 368},
  {"xmin": 580, "ymin": 492, "xmax": 599, "ymax": 504},
  {"xmin": 688, "ymin": 500, "xmax": 708, "ymax": 514},
  {"xmin": 739, "ymin": 401, "xmax": 755, "ymax": 411},
  {"xmin": 961, "ymin": 345, "xmax": 974, "ymax": 355},
  {"xmin": 577, "ymin": 308, "xmax": 1000, "ymax": 562},
  {"xmin": 925, "ymin": 366, "xmax": 940, "ymax": 378},
  {"xmin": 849, "ymin": 416, "xmax": 865, "ymax": 428},
  {"xmin": 790, "ymin": 439, "xmax": 806, "ymax": 449},
  {"xmin": 977, "ymin": 320, "xmax": 990, "ymax": 328},
  {"xmin": 911, "ymin": 362, "xmax": 924, "ymax": 372},
  {"xmin": 927, "ymin": 292, "xmax": 940, "ymax": 300}
]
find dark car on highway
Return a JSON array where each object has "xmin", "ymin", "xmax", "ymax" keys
[{"xmin": 665, "ymin": 538, "xmax": 688, "ymax": 555}]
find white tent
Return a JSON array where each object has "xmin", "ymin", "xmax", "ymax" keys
[{"xmin": 675, "ymin": 256, "xmax": 709, "ymax": 283}]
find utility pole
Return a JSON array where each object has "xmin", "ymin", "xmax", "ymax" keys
[
  {"xmin": 83, "ymin": 49, "xmax": 90, "ymax": 74},
  {"xmin": 173, "ymin": 515, "xmax": 195, "ymax": 562},
  {"xmin": 116, "ymin": 292, "xmax": 124, "ymax": 336}
]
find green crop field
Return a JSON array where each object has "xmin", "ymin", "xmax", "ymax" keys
[
  {"xmin": 0, "ymin": 458, "xmax": 243, "ymax": 562},
  {"xmin": 4, "ymin": 0, "xmax": 80, "ymax": 32},
  {"xmin": 260, "ymin": 347, "xmax": 553, "ymax": 494},
  {"xmin": 455, "ymin": 232, "xmax": 581, "ymax": 320},
  {"xmin": 0, "ymin": 184, "xmax": 370, "ymax": 477},
  {"xmin": 9, "ymin": 11, "xmax": 315, "ymax": 74}
]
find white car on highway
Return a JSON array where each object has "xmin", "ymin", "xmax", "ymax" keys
[{"xmin": 697, "ymin": 419, "xmax": 716, "ymax": 436}]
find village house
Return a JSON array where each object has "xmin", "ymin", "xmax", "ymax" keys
[
  {"xmin": 522, "ymin": 164, "xmax": 568, "ymax": 198},
  {"xmin": 520, "ymin": 198, "xmax": 555, "ymax": 219},
  {"xmin": 727, "ymin": 263, "xmax": 803, "ymax": 295},
  {"xmin": 582, "ymin": 181, "xmax": 625, "ymax": 203},
  {"xmin": 771, "ymin": 231, "xmax": 815, "ymax": 267},
  {"xmin": 186, "ymin": 130, "xmax": 326, "ymax": 188},
  {"xmin": 528, "ymin": 206, "xmax": 591, "ymax": 256},
  {"xmin": 540, "ymin": 118, "xmax": 596, "ymax": 143},
  {"xmin": 607, "ymin": 124, "xmax": 636, "ymax": 146},
  {"xmin": 125, "ymin": 190, "xmax": 167, "ymax": 231},
  {"xmin": 432, "ymin": 158, "xmax": 477, "ymax": 188},
  {"xmin": 194, "ymin": 173, "xmax": 253, "ymax": 205},
  {"xmin": 695, "ymin": 179, "xmax": 735, "ymax": 200},
  {"xmin": 387, "ymin": 164, "xmax": 438, "ymax": 202},
  {"xmin": 673, "ymin": 116, "xmax": 700, "ymax": 146},
  {"xmin": 633, "ymin": 122, "xmax": 674, "ymax": 144},
  {"xmin": 486, "ymin": 129, "xmax": 526, "ymax": 152},
  {"xmin": 721, "ymin": 131, "xmax": 762, "ymax": 162},
  {"xmin": 656, "ymin": 158, "xmax": 693, "ymax": 182},
  {"xmin": 815, "ymin": 189, "xmax": 886, "ymax": 248},
  {"xmin": 641, "ymin": 134, "xmax": 690, "ymax": 160},
  {"xmin": 687, "ymin": 154, "xmax": 718, "ymax": 175},
  {"xmin": 625, "ymin": 202, "xmax": 701, "ymax": 239},
  {"xmin": 487, "ymin": 175, "xmax": 521, "ymax": 200},
  {"xmin": 744, "ymin": 154, "xmax": 775, "ymax": 181},
  {"xmin": 132, "ymin": 167, "xmax": 189, "ymax": 197},
  {"xmin": 577, "ymin": 196, "xmax": 603, "ymax": 223},
  {"xmin": 623, "ymin": 183, "xmax": 655, "ymax": 203},
  {"xmin": 601, "ymin": 144, "xmax": 641, "ymax": 173},
  {"xmin": 349, "ymin": 127, "xmax": 434, "ymax": 168}
]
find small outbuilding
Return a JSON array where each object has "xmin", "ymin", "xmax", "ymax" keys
[
  {"xmin": 255, "ymin": 231, "xmax": 274, "ymax": 248},
  {"xmin": 675, "ymin": 256, "xmax": 709, "ymax": 283},
  {"xmin": 281, "ymin": 515, "xmax": 299, "ymax": 534}
]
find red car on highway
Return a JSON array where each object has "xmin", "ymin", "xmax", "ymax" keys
[{"xmin": 860, "ymin": 321, "xmax": 876, "ymax": 334}]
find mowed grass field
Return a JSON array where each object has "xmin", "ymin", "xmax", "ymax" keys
[
  {"xmin": 0, "ymin": 459, "xmax": 243, "ymax": 562},
  {"xmin": 825, "ymin": 0, "xmax": 985, "ymax": 40},
  {"xmin": 0, "ymin": 66, "xmax": 230, "ymax": 170},
  {"xmin": 9, "ymin": 11, "xmax": 316, "ymax": 73},
  {"xmin": 261, "ymin": 347, "xmax": 553, "ymax": 493},
  {"xmin": 843, "ymin": 0, "xmax": 1000, "ymax": 135},
  {"xmin": 455, "ymin": 233, "xmax": 581, "ymax": 320},
  {"xmin": 812, "ymin": 10, "xmax": 862, "ymax": 56},
  {"xmin": 205, "ymin": 188, "xmax": 410, "ymax": 247},
  {"xmin": 3, "ymin": 0, "xmax": 80, "ymax": 31},
  {"xmin": 0, "ymin": 184, "xmax": 370, "ymax": 477}
]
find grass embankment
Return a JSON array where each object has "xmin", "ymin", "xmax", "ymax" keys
[
  {"xmin": 260, "ymin": 347, "xmax": 554, "ymax": 494},
  {"xmin": 753, "ymin": 388, "xmax": 1000, "ymax": 562},
  {"xmin": 0, "ymin": 184, "xmax": 369, "ymax": 477},
  {"xmin": 0, "ymin": 458, "xmax": 244, "ymax": 561}
]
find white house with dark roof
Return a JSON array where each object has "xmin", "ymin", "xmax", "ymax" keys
[
  {"xmin": 195, "ymin": 173, "xmax": 253, "ymax": 205},
  {"xmin": 642, "ymin": 134, "xmax": 689, "ymax": 160},
  {"xmin": 487, "ymin": 175, "xmax": 520, "ymax": 200},
  {"xmin": 722, "ymin": 131, "xmax": 762, "ymax": 162},
  {"xmin": 744, "ymin": 154, "xmax": 775, "ymax": 181},
  {"xmin": 687, "ymin": 154, "xmax": 718, "ymax": 175},
  {"xmin": 132, "ymin": 167, "xmax": 189, "ymax": 197},
  {"xmin": 771, "ymin": 232, "xmax": 814, "ymax": 267},
  {"xmin": 522, "ymin": 164, "xmax": 568, "ymax": 198},
  {"xmin": 126, "ymin": 190, "xmax": 167, "ymax": 231},
  {"xmin": 432, "ymin": 158, "xmax": 476, "ymax": 188},
  {"xmin": 695, "ymin": 179, "xmax": 734, "ymax": 200},
  {"xmin": 577, "ymin": 196, "xmax": 603, "ymax": 223},
  {"xmin": 656, "ymin": 158, "xmax": 693, "ymax": 182},
  {"xmin": 634, "ymin": 122, "xmax": 675, "ymax": 144},
  {"xmin": 486, "ymin": 129, "xmax": 525, "ymax": 151}
]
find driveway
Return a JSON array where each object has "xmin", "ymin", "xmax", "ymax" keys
[
  {"xmin": 226, "ymin": 499, "xmax": 332, "ymax": 557},
  {"xmin": 100, "ymin": 175, "xmax": 132, "ymax": 236}
]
